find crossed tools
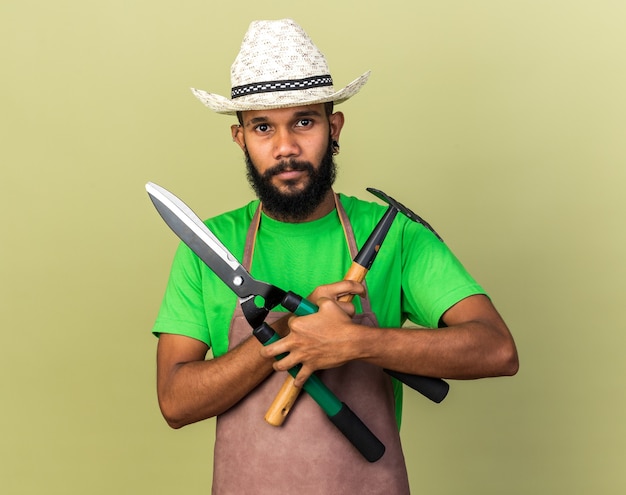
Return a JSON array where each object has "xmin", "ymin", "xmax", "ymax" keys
[{"xmin": 147, "ymin": 182, "xmax": 448, "ymax": 463}]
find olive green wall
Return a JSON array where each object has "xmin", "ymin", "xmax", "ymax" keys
[{"xmin": 2, "ymin": 1, "xmax": 625, "ymax": 493}]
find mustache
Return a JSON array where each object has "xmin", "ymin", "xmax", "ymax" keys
[{"xmin": 263, "ymin": 160, "xmax": 315, "ymax": 179}]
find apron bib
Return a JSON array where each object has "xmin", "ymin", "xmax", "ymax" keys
[{"xmin": 212, "ymin": 195, "xmax": 410, "ymax": 494}]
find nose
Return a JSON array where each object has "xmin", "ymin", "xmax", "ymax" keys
[{"xmin": 273, "ymin": 128, "xmax": 300, "ymax": 160}]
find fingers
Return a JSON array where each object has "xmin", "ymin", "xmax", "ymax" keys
[
  {"xmin": 260, "ymin": 338, "xmax": 290, "ymax": 361},
  {"xmin": 335, "ymin": 301, "xmax": 357, "ymax": 317},
  {"xmin": 263, "ymin": 352, "xmax": 316, "ymax": 388},
  {"xmin": 258, "ymin": 281, "xmax": 365, "ymax": 386},
  {"xmin": 259, "ymin": 297, "xmax": 353, "ymax": 377},
  {"xmin": 259, "ymin": 340, "xmax": 313, "ymax": 387},
  {"xmin": 308, "ymin": 280, "xmax": 366, "ymax": 304},
  {"xmin": 290, "ymin": 297, "xmax": 352, "ymax": 333},
  {"xmin": 292, "ymin": 366, "xmax": 313, "ymax": 388}
]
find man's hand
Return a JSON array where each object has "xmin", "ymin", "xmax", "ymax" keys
[{"xmin": 259, "ymin": 280, "xmax": 366, "ymax": 386}]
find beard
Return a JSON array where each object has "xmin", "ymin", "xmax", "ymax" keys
[{"xmin": 245, "ymin": 138, "xmax": 337, "ymax": 222}]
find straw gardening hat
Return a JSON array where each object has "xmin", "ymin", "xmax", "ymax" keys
[{"xmin": 191, "ymin": 19, "xmax": 370, "ymax": 115}]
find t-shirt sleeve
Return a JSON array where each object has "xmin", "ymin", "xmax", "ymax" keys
[
  {"xmin": 400, "ymin": 221, "xmax": 487, "ymax": 328},
  {"xmin": 152, "ymin": 241, "xmax": 212, "ymax": 347}
]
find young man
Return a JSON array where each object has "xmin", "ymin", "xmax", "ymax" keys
[{"xmin": 152, "ymin": 19, "xmax": 518, "ymax": 494}]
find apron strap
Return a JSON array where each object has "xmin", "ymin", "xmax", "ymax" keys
[
  {"xmin": 242, "ymin": 203, "xmax": 262, "ymax": 271},
  {"xmin": 242, "ymin": 194, "xmax": 373, "ymax": 314}
]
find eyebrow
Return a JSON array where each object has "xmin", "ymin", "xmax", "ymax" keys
[{"xmin": 245, "ymin": 109, "xmax": 324, "ymax": 127}]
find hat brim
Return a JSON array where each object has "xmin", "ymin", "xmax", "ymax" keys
[{"xmin": 191, "ymin": 71, "xmax": 370, "ymax": 115}]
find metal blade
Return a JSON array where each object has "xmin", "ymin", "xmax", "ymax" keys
[{"xmin": 146, "ymin": 182, "xmax": 269, "ymax": 299}]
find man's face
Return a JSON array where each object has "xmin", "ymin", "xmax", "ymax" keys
[{"xmin": 232, "ymin": 104, "xmax": 344, "ymax": 221}]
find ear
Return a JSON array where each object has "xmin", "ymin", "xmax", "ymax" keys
[
  {"xmin": 328, "ymin": 111, "xmax": 345, "ymax": 142},
  {"xmin": 231, "ymin": 124, "xmax": 246, "ymax": 151}
]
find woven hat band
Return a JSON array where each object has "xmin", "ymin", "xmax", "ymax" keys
[{"xmin": 231, "ymin": 75, "xmax": 333, "ymax": 99}]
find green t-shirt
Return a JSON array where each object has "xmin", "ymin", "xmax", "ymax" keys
[{"xmin": 152, "ymin": 193, "xmax": 486, "ymax": 423}]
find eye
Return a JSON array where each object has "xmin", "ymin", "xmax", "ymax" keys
[
  {"xmin": 254, "ymin": 123, "xmax": 271, "ymax": 133},
  {"xmin": 295, "ymin": 119, "xmax": 313, "ymax": 128}
]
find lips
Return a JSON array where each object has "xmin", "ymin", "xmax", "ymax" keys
[{"xmin": 275, "ymin": 169, "xmax": 307, "ymax": 182}]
